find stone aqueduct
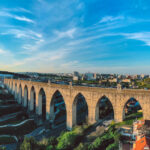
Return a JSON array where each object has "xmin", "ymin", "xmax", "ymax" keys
[{"xmin": 4, "ymin": 78, "xmax": 150, "ymax": 130}]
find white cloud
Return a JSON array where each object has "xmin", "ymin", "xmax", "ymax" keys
[
  {"xmin": 67, "ymin": 33, "xmax": 116, "ymax": 46},
  {"xmin": 61, "ymin": 61, "xmax": 78, "ymax": 68},
  {"xmin": 1, "ymin": 29, "xmax": 42, "ymax": 40},
  {"xmin": 0, "ymin": 11, "xmax": 34, "ymax": 23},
  {"xmin": 0, "ymin": 48, "xmax": 13, "ymax": 56},
  {"xmin": 17, "ymin": 8, "xmax": 32, "ymax": 14},
  {"xmin": 2, "ymin": 8, "xmax": 32, "ymax": 14},
  {"xmin": 14, "ymin": 16, "xmax": 34, "ymax": 23},
  {"xmin": 54, "ymin": 28, "xmax": 76, "ymax": 39},
  {"xmin": 0, "ymin": 48, "xmax": 15, "ymax": 68},
  {"xmin": 9, "ymin": 48, "xmax": 70, "ymax": 68},
  {"xmin": 122, "ymin": 32, "xmax": 150, "ymax": 46},
  {"xmin": 1, "ymin": 28, "xmax": 44, "ymax": 54},
  {"xmin": 99, "ymin": 16, "xmax": 124, "ymax": 23},
  {"xmin": 0, "ymin": 49, "xmax": 6, "ymax": 54}
]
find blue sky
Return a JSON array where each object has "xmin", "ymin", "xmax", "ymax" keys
[{"xmin": 0, "ymin": 0, "xmax": 150, "ymax": 74}]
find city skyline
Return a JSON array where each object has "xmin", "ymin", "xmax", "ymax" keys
[{"xmin": 0, "ymin": 0, "xmax": 150, "ymax": 74}]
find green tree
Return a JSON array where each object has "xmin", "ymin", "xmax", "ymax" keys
[
  {"xmin": 46, "ymin": 145, "xmax": 56, "ymax": 150},
  {"xmin": 74, "ymin": 143, "xmax": 88, "ymax": 150},
  {"xmin": 106, "ymin": 142, "xmax": 119, "ymax": 150},
  {"xmin": 48, "ymin": 136, "xmax": 57, "ymax": 146},
  {"xmin": 56, "ymin": 131, "xmax": 77, "ymax": 150},
  {"xmin": 20, "ymin": 137, "xmax": 34, "ymax": 150},
  {"xmin": 20, "ymin": 137, "xmax": 46, "ymax": 150}
]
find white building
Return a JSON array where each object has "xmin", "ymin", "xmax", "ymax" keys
[{"xmin": 73, "ymin": 76, "xmax": 79, "ymax": 81}]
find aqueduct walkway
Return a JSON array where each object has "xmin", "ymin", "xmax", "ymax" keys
[{"xmin": 4, "ymin": 78, "xmax": 150, "ymax": 129}]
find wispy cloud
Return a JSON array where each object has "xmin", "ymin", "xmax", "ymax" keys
[
  {"xmin": 1, "ymin": 29, "xmax": 42, "ymax": 40},
  {"xmin": 0, "ymin": 11, "xmax": 34, "ymax": 23},
  {"xmin": 54, "ymin": 28, "xmax": 76, "ymax": 39},
  {"xmin": 2, "ymin": 8, "xmax": 32, "ymax": 14},
  {"xmin": 1, "ymin": 0, "xmax": 150, "ymax": 73},
  {"xmin": 99, "ymin": 16, "xmax": 124, "ymax": 23},
  {"xmin": 60, "ymin": 60, "xmax": 79, "ymax": 68},
  {"xmin": 0, "ymin": 48, "xmax": 6, "ymax": 54},
  {"xmin": 8, "ymin": 48, "xmax": 70, "ymax": 69},
  {"xmin": 13, "ymin": 16, "xmax": 34, "ymax": 23},
  {"xmin": 0, "ymin": 48, "xmax": 13, "ymax": 56},
  {"xmin": 67, "ymin": 33, "xmax": 116, "ymax": 46},
  {"xmin": 1, "ymin": 28, "xmax": 44, "ymax": 54},
  {"xmin": 122, "ymin": 32, "xmax": 150, "ymax": 46},
  {"xmin": 22, "ymin": 39, "xmax": 44, "ymax": 54}
]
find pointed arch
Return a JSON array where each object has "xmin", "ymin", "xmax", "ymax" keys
[
  {"xmin": 30, "ymin": 86, "xmax": 36, "ymax": 112},
  {"xmin": 18, "ymin": 84, "xmax": 22, "ymax": 104},
  {"xmin": 8, "ymin": 81, "xmax": 10, "ymax": 89},
  {"xmin": 122, "ymin": 97, "xmax": 143, "ymax": 121},
  {"xmin": 95, "ymin": 95, "xmax": 114, "ymax": 122},
  {"xmin": 24, "ymin": 85, "xmax": 28, "ymax": 108},
  {"xmin": 11, "ymin": 82, "xmax": 13, "ymax": 93},
  {"xmin": 72, "ymin": 93, "xmax": 88, "ymax": 126},
  {"xmin": 38, "ymin": 88, "xmax": 46, "ymax": 120},
  {"xmin": 15, "ymin": 83, "xmax": 17, "ymax": 100},
  {"xmin": 12, "ymin": 82, "xmax": 16, "ymax": 94},
  {"xmin": 49, "ymin": 90, "xmax": 67, "ymax": 126}
]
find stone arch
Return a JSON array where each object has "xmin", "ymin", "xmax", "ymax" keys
[
  {"xmin": 7, "ymin": 80, "xmax": 9, "ymax": 87},
  {"xmin": 12, "ymin": 82, "xmax": 16, "ymax": 94},
  {"xmin": 9, "ymin": 81, "xmax": 11, "ymax": 88},
  {"xmin": 38, "ymin": 88, "xmax": 46, "ymax": 120},
  {"xmin": 24, "ymin": 85, "xmax": 28, "ymax": 108},
  {"xmin": 11, "ymin": 81, "xmax": 13, "ymax": 93},
  {"xmin": 95, "ymin": 95, "xmax": 114, "ymax": 122},
  {"xmin": 15, "ymin": 83, "xmax": 18, "ymax": 100},
  {"xmin": 7, "ymin": 81, "xmax": 9, "ymax": 89},
  {"xmin": 18, "ymin": 84, "xmax": 22, "ymax": 104},
  {"xmin": 72, "ymin": 92, "xmax": 88, "ymax": 126},
  {"xmin": 8, "ymin": 81, "xmax": 10, "ymax": 90},
  {"xmin": 30, "ymin": 86, "xmax": 36, "ymax": 112},
  {"xmin": 122, "ymin": 97, "xmax": 143, "ymax": 121},
  {"xmin": 49, "ymin": 89, "xmax": 67, "ymax": 126}
]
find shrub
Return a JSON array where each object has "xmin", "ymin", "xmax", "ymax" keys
[
  {"xmin": 0, "ymin": 147, "xmax": 6, "ymax": 150},
  {"xmin": 88, "ymin": 125, "xmax": 118, "ymax": 150},
  {"xmin": 106, "ymin": 142, "xmax": 119, "ymax": 150},
  {"xmin": 110, "ymin": 120, "xmax": 115, "ymax": 126},
  {"xmin": 56, "ymin": 126, "xmax": 87, "ymax": 150},
  {"xmin": 48, "ymin": 136, "xmax": 57, "ymax": 146},
  {"xmin": 46, "ymin": 145, "xmax": 56, "ymax": 150},
  {"xmin": 20, "ymin": 137, "xmax": 36, "ymax": 150},
  {"xmin": 20, "ymin": 137, "xmax": 46, "ymax": 150},
  {"xmin": 38, "ymin": 138, "xmax": 48, "ymax": 146},
  {"xmin": 56, "ymin": 131, "xmax": 78, "ymax": 150},
  {"xmin": 74, "ymin": 143, "xmax": 88, "ymax": 150},
  {"xmin": 88, "ymin": 134, "xmax": 114, "ymax": 150}
]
